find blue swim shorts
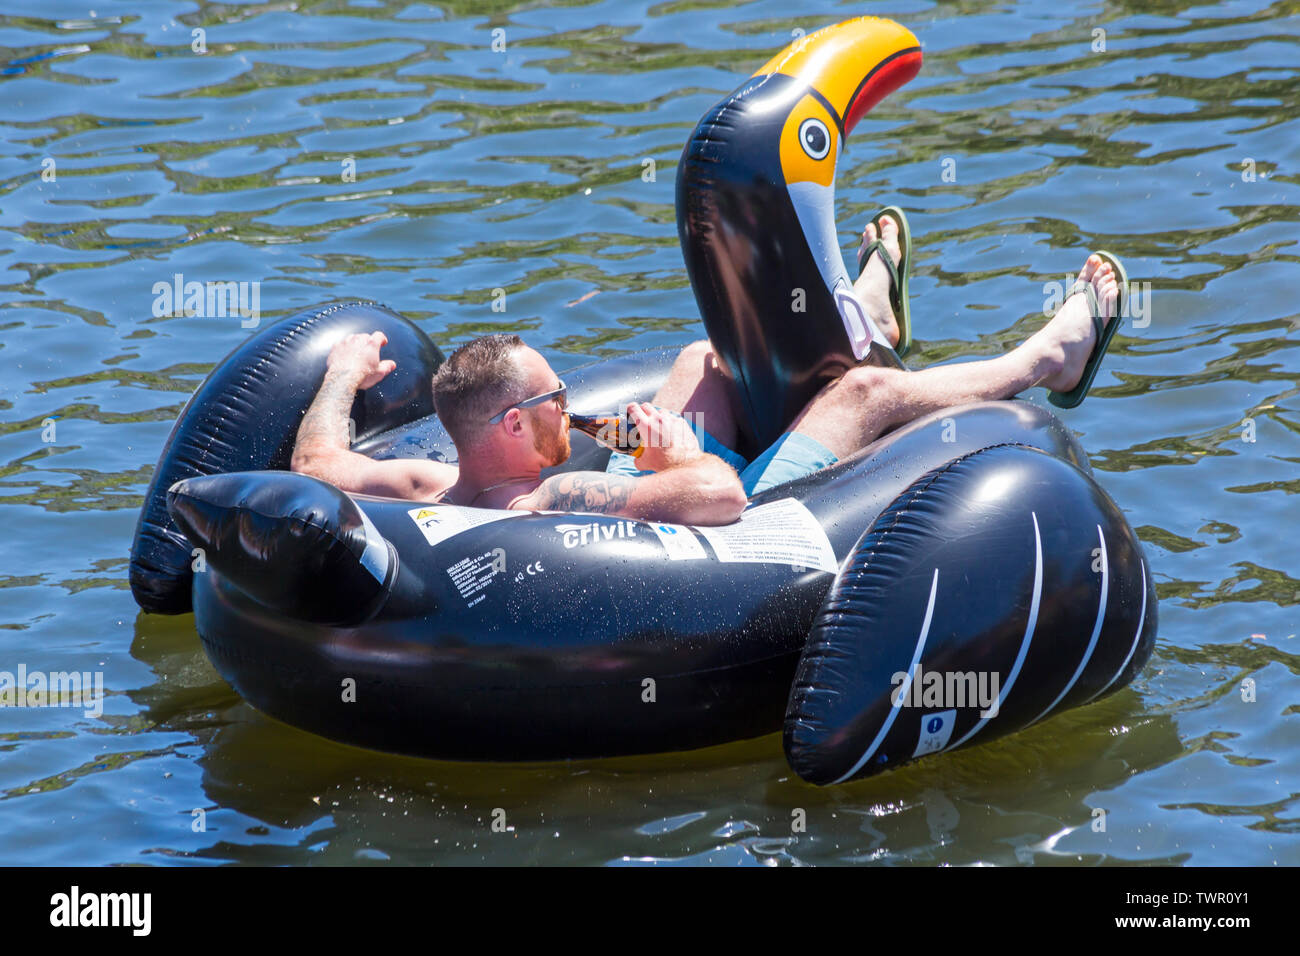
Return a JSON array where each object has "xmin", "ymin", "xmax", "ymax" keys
[{"xmin": 604, "ymin": 405, "xmax": 838, "ymax": 497}]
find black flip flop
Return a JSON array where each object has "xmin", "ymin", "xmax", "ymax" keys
[
  {"xmin": 856, "ymin": 205, "xmax": 912, "ymax": 357},
  {"xmin": 1047, "ymin": 251, "xmax": 1128, "ymax": 410}
]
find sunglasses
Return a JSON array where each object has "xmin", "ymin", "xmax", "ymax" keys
[{"xmin": 487, "ymin": 379, "xmax": 567, "ymax": 424}]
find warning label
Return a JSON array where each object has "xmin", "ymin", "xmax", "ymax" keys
[
  {"xmin": 912, "ymin": 709, "xmax": 957, "ymax": 758},
  {"xmin": 648, "ymin": 521, "xmax": 708, "ymax": 561},
  {"xmin": 693, "ymin": 498, "xmax": 837, "ymax": 573},
  {"xmin": 408, "ymin": 505, "xmax": 523, "ymax": 548},
  {"xmin": 446, "ymin": 547, "xmax": 508, "ymax": 608},
  {"xmin": 410, "ymin": 498, "xmax": 835, "ymax": 575}
]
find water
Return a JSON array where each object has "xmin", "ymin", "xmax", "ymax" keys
[{"xmin": 0, "ymin": 0, "xmax": 1296, "ymax": 866}]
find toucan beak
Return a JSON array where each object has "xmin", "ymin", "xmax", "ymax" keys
[{"xmin": 752, "ymin": 16, "xmax": 922, "ymax": 139}]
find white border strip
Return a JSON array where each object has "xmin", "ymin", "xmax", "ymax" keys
[
  {"xmin": 1030, "ymin": 525, "xmax": 1109, "ymax": 726},
  {"xmin": 356, "ymin": 506, "xmax": 392, "ymax": 585},
  {"xmin": 832, "ymin": 568, "xmax": 940, "ymax": 784},
  {"xmin": 1088, "ymin": 559, "xmax": 1147, "ymax": 702},
  {"xmin": 948, "ymin": 511, "xmax": 1044, "ymax": 750}
]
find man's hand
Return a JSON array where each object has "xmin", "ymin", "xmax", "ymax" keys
[
  {"xmin": 524, "ymin": 403, "xmax": 746, "ymax": 524},
  {"xmin": 328, "ymin": 331, "xmax": 396, "ymax": 390},
  {"xmin": 292, "ymin": 330, "xmax": 456, "ymax": 500},
  {"xmin": 626, "ymin": 402, "xmax": 701, "ymax": 473}
]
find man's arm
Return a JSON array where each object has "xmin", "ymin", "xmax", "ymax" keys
[
  {"xmin": 520, "ymin": 402, "xmax": 747, "ymax": 525},
  {"xmin": 524, "ymin": 455, "xmax": 746, "ymax": 526},
  {"xmin": 291, "ymin": 331, "xmax": 457, "ymax": 500}
]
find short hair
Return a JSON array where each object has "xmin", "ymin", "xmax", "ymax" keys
[{"xmin": 431, "ymin": 334, "xmax": 530, "ymax": 449}]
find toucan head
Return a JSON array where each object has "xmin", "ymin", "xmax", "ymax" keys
[{"xmin": 677, "ymin": 17, "xmax": 922, "ymax": 453}]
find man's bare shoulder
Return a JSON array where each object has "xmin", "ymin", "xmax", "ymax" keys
[{"xmin": 515, "ymin": 470, "xmax": 640, "ymax": 515}]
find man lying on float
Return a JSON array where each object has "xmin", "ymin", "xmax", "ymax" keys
[{"xmin": 290, "ymin": 212, "xmax": 1123, "ymax": 525}]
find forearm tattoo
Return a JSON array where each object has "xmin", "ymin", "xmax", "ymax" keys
[
  {"xmin": 536, "ymin": 472, "xmax": 635, "ymax": 514},
  {"xmin": 296, "ymin": 367, "xmax": 360, "ymax": 453}
]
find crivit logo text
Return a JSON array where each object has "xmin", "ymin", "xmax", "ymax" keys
[{"xmin": 556, "ymin": 520, "xmax": 639, "ymax": 549}]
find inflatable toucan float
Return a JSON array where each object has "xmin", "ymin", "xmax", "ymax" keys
[{"xmin": 129, "ymin": 18, "xmax": 1154, "ymax": 785}]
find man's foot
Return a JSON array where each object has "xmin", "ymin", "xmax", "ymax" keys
[
  {"xmin": 853, "ymin": 214, "xmax": 903, "ymax": 349},
  {"xmin": 1036, "ymin": 254, "xmax": 1120, "ymax": 394}
]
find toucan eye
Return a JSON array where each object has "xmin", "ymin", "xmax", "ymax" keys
[{"xmin": 798, "ymin": 117, "xmax": 831, "ymax": 160}]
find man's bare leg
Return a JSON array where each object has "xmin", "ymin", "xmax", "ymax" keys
[
  {"xmin": 653, "ymin": 215, "xmax": 911, "ymax": 446},
  {"xmin": 647, "ymin": 217, "xmax": 1117, "ymax": 464},
  {"xmin": 790, "ymin": 255, "xmax": 1119, "ymax": 460},
  {"xmin": 645, "ymin": 339, "xmax": 742, "ymax": 450}
]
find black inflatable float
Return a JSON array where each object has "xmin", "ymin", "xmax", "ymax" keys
[{"xmin": 129, "ymin": 17, "xmax": 1154, "ymax": 782}]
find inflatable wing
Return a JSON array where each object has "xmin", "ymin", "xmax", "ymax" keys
[{"xmin": 784, "ymin": 445, "xmax": 1156, "ymax": 785}]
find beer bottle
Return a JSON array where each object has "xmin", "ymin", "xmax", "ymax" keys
[{"xmin": 567, "ymin": 412, "xmax": 645, "ymax": 458}]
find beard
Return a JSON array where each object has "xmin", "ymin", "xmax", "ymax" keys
[{"xmin": 531, "ymin": 413, "xmax": 571, "ymax": 466}]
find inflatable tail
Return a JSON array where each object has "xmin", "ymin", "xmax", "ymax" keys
[
  {"xmin": 784, "ymin": 444, "xmax": 1157, "ymax": 785},
  {"xmin": 678, "ymin": 17, "xmax": 923, "ymax": 455},
  {"xmin": 167, "ymin": 471, "xmax": 395, "ymax": 626},
  {"xmin": 129, "ymin": 301, "xmax": 443, "ymax": 614}
]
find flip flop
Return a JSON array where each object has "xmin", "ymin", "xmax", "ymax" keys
[
  {"xmin": 1047, "ymin": 250, "xmax": 1128, "ymax": 410},
  {"xmin": 856, "ymin": 205, "xmax": 913, "ymax": 357}
]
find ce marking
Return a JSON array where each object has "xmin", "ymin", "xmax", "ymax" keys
[{"xmin": 514, "ymin": 560, "xmax": 545, "ymax": 582}]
